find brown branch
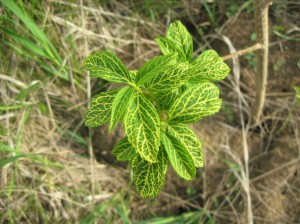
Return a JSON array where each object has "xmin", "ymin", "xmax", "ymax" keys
[
  {"xmin": 222, "ymin": 43, "xmax": 262, "ymax": 61},
  {"xmin": 252, "ymin": 0, "xmax": 273, "ymax": 124}
]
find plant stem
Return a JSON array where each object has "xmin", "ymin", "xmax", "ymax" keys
[
  {"xmin": 222, "ymin": 43, "xmax": 262, "ymax": 61},
  {"xmin": 252, "ymin": 0, "xmax": 273, "ymax": 124}
]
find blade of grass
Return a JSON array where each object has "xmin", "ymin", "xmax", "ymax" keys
[
  {"xmin": 3, "ymin": 40, "xmax": 69, "ymax": 80},
  {"xmin": 1, "ymin": 0, "xmax": 70, "ymax": 81},
  {"xmin": 65, "ymin": 130, "xmax": 87, "ymax": 145},
  {"xmin": 113, "ymin": 198, "xmax": 131, "ymax": 224},
  {"xmin": 136, "ymin": 211, "xmax": 198, "ymax": 224},
  {"xmin": 56, "ymin": 127, "xmax": 87, "ymax": 145},
  {"xmin": 7, "ymin": 171, "xmax": 16, "ymax": 223},
  {"xmin": 17, "ymin": 81, "xmax": 42, "ymax": 102},
  {"xmin": 30, "ymin": 155, "xmax": 63, "ymax": 168},
  {"xmin": 0, "ymin": 0, "xmax": 62, "ymax": 64},
  {"xmin": 202, "ymin": 2, "xmax": 216, "ymax": 25},
  {"xmin": 0, "ymin": 26, "xmax": 52, "ymax": 60},
  {"xmin": 15, "ymin": 105, "xmax": 32, "ymax": 151},
  {"xmin": 0, "ymin": 142, "xmax": 63, "ymax": 168},
  {"xmin": 0, "ymin": 143, "xmax": 20, "ymax": 154},
  {"xmin": 79, "ymin": 203, "xmax": 110, "ymax": 224},
  {"xmin": 0, "ymin": 155, "xmax": 26, "ymax": 167},
  {"xmin": 0, "ymin": 104, "xmax": 29, "ymax": 111}
]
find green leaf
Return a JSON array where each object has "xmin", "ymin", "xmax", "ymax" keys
[
  {"xmin": 85, "ymin": 89, "xmax": 120, "ymax": 127},
  {"xmin": 168, "ymin": 124, "xmax": 203, "ymax": 167},
  {"xmin": 168, "ymin": 82, "xmax": 222, "ymax": 124},
  {"xmin": 17, "ymin": 81, "xmax": 41, "ymax": 102},
  {"xmin": 294, "ymin": 86, "xmax": 300, "ymax": 97},
  {"xmin": 155, "ymin": 37, "xmax": 186, "ymax": 62},
  {"xmin": 155, "ymin": 84, "xmax": 188, "ymax": 111},
  {"xmin": 130, "ymin": 149, "xmax": 168, "ymax": 198},
  {"xmin": 124, "ymin": 93, "xmax": 161, "ymax": 162},
  {"xmin": 155, "ymin": 90, "xmax": 179, "ymax": 111},
  {"xmin": 166, "ymin": 20, "xmax": 193, "ymax": 61},
  {"xmin": 129, "ymin": 70, "xmax": 138, "ymax": 81},
  {"xmin": 189, "ymin": 50, "xmax": 230, "ymax": 82},
  {"xmin": 83, "ymin": 51, "xmax": 131, "ymax": 83},
  {"xmin": 135, "ymin": 54, "xmax": 176, "ymax": 85},
  {"xmin": 112, "ymin": 137, "xmax": 136, "ymax": 161},
  {"xmin": 110, "ymin": 86, "xmax": 135, "ymax": 131},
  {"xmin": 144, "ymin": 63, "xmax": 189, "ymax": 93},
  {"xmin": 161, "ymin": 132, "xmax": 196, "ymax": 180}
]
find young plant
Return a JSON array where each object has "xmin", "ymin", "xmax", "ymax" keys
[{"xmin": 83, "ymin": 20, "xmax": 230, "ymax": 198}]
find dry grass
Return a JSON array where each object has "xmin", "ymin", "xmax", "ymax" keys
[{"xmin": 1, "ymin": 1, "xmax": 300, "ymax": 223}]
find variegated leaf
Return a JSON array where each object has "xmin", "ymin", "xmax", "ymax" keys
[
  {"xmin": 168, "ymin": 124, "xmax": 203, "ymax": 167},
  {"xmin": 189, "ymin": 50, "xmax": 230, "ymax": 82},
  {"xmin": 168, "ymin": 82, "xmax": 222, "ymax": 124},
  {"xmin": 155, "ymin": 84, "xmax": 188, "ymax": 111},
  {"xmin": 130, "ymin": 149, "xmax": 168, "ymax": 198},
  {"xmin": 161, "ymin": 132, "xmax": 196, "ymax": 180},
  {"xmin": 155, "ymin": 37, "xmax": 186, "ymax": 62},
  {"xmin": 166, "ymin": 20, "xmax": 193, "ymax": 62},
  {"xmin": 135, "ymin": 54, "xmax": 176, "ymax": 85},
  {"xmin": 83, "ymin": 51, "xmax": 131, "ymax": 83},
  {"xmin": 85, "ymin": 89, "xmax": 120, "ymax": 127},
  {"xmin": 155, "ymin": 90, "xmax": 179, "ymax": 111},
  {"xmin": 124, "ymin": 93, "xmax": 161, "ymax": 162},
  {"xmin": 110, "ymin": 86, "xmax": 135, "ymax": 131},
  {"xmin": 112, "ymin": 137, "xmax": 136, "ymax": 161},
  {"xmin": 144, "ymin": 63, "xmax": 189, "ymax": 93},
  {"xmin": 129, "ymin": 70, "xmax": 138, "ymax": 81}
]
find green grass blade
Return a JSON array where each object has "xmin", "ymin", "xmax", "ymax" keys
[
  {"xmin": 0, "ymin": 155, "xmax": 26, "ymax": 168},
  {"xmin": 3, "ymin": 39, "xmax": 68, "ymax": 80},
  {"xmin": 1, "ymin": 0, "xmax": 62, "ymax": 64},
  {"xmin": 0, "ymin": 104, "xmax": 28, "ymax": 111},
  {"xmin": 136, "ymin": 211, "xmax": 199, "ymax": 224},
  {"xmin": 17, "ymin": 81, "xmax": 42, "ymax": 102},
  {"xmin": 112, "ymin": 198, "xmax": 131, "ymax": 224},
  {"xmin": 0, "ymin": 26, "xmax": 51, "ymax": 59},
  {"xmin": 0, "ymin": 143, "xmax": 19, "ymax": 154}
]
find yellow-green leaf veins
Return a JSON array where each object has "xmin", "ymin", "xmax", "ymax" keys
[{"xmin": 83, "ymin": 20, "xmax": 230, "ymax": 198}]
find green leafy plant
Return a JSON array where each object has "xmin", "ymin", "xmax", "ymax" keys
[
  {"xmin": 83, "ymin": 20, "xmax": 230, "ymax": 198},
  {"xmin": 295, "ymin": 86, "xmax": 300, "ymax": 104}
]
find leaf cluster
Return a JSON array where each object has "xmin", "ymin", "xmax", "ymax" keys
[{"xmin": 83, "ymin": 20, "xmax": 230, "ymax": 198}]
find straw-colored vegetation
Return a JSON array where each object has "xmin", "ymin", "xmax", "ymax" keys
[{"xmin": 1, "ymin": 0, "xmax": 299, "ymax": 223}]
